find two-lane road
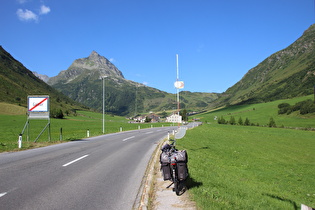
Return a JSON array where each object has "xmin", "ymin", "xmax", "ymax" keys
[{"xmin": 0, "ymin": 126, "xmax": 176, "ymax": 210}]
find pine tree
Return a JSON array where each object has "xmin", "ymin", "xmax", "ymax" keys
[
  {"xmin": 229, "ymin": 116, "xmax": 236, "ymax": 125},
  {"xmin": 268, "ymin": 117, "xmax": 276, "ymax": 127},
  {"xmin": 238, "ymin": 117, "xmax": 243, "ymax": 125},
  {"xmin": 244, "ymin": 117, "xmax": 250, "ymax": 126}
]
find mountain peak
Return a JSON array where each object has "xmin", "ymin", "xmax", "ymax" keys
[
  {"xmin": 89, "ymin": 50, "xmax": 100, "ymax": 58},
  {"xmin": 48, "ymin": 51, "xmax": 124, "ymax": 85}
]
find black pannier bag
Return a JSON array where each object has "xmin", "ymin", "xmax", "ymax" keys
[
  {"xmin": 160, "ymin": 151, "xmax": 171, "ymax": 180},
  {"xmin": 175, "ymin": 150, "xmax": 188, "ymax": 181}
]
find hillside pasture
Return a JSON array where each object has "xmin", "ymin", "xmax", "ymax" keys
[
  {"xmin": 197, "ymin": 95, "xmax": 315, "ymax": 129},
  {"xmin": 177, "ymin": 123, "xmax": 315, "ymax": 209}
]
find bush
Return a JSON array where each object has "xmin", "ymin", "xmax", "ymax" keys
[
  {"xmin": 300, "ymin": 99, "xmax": 315, "ymax": 114},
  {"xmin": 278, "ymin": 103, "xmax": 291, "ymax": 114},
  {"xmin": 229, "ymin": 116, "xmax": 236, "ymax": 125},
  {"xmin": 268, "ymin": 117, "xmax": 276, "ymax": 127},
  {"xmin": 51, "ymin": 109, "xmax": 64, "ymax": 119},
  {"xmin": 244, "ymin": 118, "xmax": 250, "ymax": 126},
  {"xmin": 218, "ymin": 116, "xmax": 226, "ymax": 124},
  {"xmin": 238, "ymin": 117, "xmax": 243, "ymax": 125},
  {"xmin": 278, "ymin": 99, "xmax": 315, "ymax": 115},
  {"xmin": 278, "ymin": 103, "xmax": 290, "ymax": 109}
]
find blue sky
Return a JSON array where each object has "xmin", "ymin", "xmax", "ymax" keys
[{"xmin": 1, "ymin": 0, "xmax": 314, "ymax": 93}]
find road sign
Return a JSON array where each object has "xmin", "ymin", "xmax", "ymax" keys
[
  {"xmin": 28, "ymin": 95, "xmax": 49, "ymax": 119},
  {"xmin": 28, "ymin": 96, "xmax": 49, "ymax": 112},
  {"xmin": 174, "ymin": 81, "xmax": 184, "ymax": 89}
]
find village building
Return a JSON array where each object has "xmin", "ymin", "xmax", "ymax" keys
[
  {"xmin": 133, "ymin": 113, "xmax": 161, "ymax": 123},
  {"xmin": 166, "ymin": 113, "xmax": 182, "ymax": 123}
]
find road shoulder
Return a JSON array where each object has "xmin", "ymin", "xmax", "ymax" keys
[{"xmin": 137, "ymin": 137, "xmax": 197, "ymax": 210}]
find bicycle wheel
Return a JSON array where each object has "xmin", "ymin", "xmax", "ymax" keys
[{"xmin": 174, "ymin": 180, "xmax": 180, "ymax": 195}]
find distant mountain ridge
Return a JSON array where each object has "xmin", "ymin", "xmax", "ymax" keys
[
  {"xmin": 0, "ymin": 45, "xmax": 84, "ymax": 113},
  {"xmin": 32, "ymin": 71, "xmax": 50, "ymax": 83},
  {"xmin": 47, "ymin": 51, "xmax": 218, "ymax": 116},
  {"xmin": 216, "ymin": 24, "xmax": 315, "ymax": 106}
]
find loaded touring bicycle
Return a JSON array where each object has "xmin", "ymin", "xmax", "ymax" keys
[{"xmin": 160, "ymin": 127, "xmax": 188, "ymax": 195}]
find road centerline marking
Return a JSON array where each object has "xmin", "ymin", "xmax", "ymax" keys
[
  {"xmin": 123, "ymin": 136, "xmax": 135, "ymax": 141},
  {"xmin": 63, "ymin": 155, "xmax": 89, "ymax": 167},
  {"xmin": 0, "ymin": 192, "xmax": 7, "ymax": 198}
]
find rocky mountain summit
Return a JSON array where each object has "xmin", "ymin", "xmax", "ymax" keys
[
  {"xmin": 48, "ymin": 51, "xmax": 124, "ymax": 86},
  {"xmin": 32, "ymin": 71, "xmax": 50, "ymax": 83}
]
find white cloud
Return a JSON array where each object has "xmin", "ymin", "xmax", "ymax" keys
[
  {"xmin": 16, "ymin": 4, "xmax": 51, "ymax": 22},
  {"xmin": 16, "ymin": 9, "xmax": 38, "ymax": 21},
  {"xmin": 143, "ymin": 81, "xmax": 148, "ymax": 86},
  {"xmin": 39, "ymin": 5, "xmax": 50, "ymax": 15},
  {"xmin": 109, "ymin": 58, "xmax": 115, "ymax": 63}
]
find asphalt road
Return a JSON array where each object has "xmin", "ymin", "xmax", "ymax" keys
[{"xmin": 0, "ymin": 126, "xmax": 176, "ymax": 210}]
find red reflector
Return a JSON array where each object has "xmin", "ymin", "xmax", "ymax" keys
[{"xmin": 171, "ymin": 163, "xmax": 176, "ymax": 165}]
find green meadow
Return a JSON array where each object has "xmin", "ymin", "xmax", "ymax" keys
[
  {"xmin": 178, "ymin": 124, "xmax": 314, "ymax": 209},
  {"xmin": 198, "ymin": 95, "xmax": 315, "ymax": 129},
  {"xmin": 0, "ymin": 110, "xmax": 171, "ymax": 152},
  {"xmin": 175, "ymin": 95, "xmax": 315, "ymax": 209}
]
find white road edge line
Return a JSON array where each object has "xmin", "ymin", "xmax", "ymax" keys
[
  {"xmin": 145, "ymin": 131, "xmax": 153, "ymax": 134},
  {"xmin": 0, "ymin": 192, "xmax": 7, "ymax": 198},
  {"xmin": 123, "ymin": 136, "xmax": 135, "ymax": 141},
  {"xmin": 62, "ymin": 155, "xmax": 89, "ymax": 167}
]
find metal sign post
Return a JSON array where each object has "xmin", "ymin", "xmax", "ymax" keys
[{"xmin": 20, "ymin": 95, "xmax": 51, "ymax": 145}]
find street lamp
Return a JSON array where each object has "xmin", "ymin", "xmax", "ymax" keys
[{"xmin": 102, "ymin": 76, "xmax": 108, "ymax": 134}]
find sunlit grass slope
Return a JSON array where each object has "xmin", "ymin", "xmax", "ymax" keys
[
  {"xmin": 177, "ymin": 123, "xmax": 315, "ymax": 209},
  {"xmin": 196, "ymin": 95, "xmax": 315, "ymax": 129}
]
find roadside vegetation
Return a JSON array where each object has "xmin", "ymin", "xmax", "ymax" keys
[
  {"xmin": 0, "ymin": 109, "xmax": 172, "ymax": 152},
  {"xmin": 175, "ymin": 95, "xmax": 315, "ymax": 209}
]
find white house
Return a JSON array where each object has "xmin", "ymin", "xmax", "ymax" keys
[{"xmin": 166, "ymin": 114, "xmax": 182, "ymax": 123}]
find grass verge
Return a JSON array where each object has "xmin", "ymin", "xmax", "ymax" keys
[{"xmin": 0, "ymin": 110, "xmax": 172, "ymax": 152}]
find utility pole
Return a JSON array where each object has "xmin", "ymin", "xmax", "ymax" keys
[{"xmin": 174, "ymin": 54, "xmax": 184, "ymax": 127}]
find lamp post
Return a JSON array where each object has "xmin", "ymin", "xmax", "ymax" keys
[{"xmin": 102, "ymin": 76, "xmax": 108, "ymax": 134}]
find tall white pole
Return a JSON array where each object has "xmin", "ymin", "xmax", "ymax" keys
[
  {"xmin": 176, "ymin": 54, "xmax": 180, "ymax": 127},
  {"xmin": 102, "ymin": 76, "xmax": 109, "ymax": 134},
  {"xmin": 102, "ymin": 77, "xmax": 105, "ymax": 134},
  {"xmin": 176, "ymin": 54, "xmax": 179, "ymax": 81}
]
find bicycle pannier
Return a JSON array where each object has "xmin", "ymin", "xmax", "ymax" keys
[
  {"xmin": 160, "ymin": 152, "xmax": 171, "ymax": 181},
  {"xmin": 175, "ymin": 150, "xmax": 188, "ymax": 181}
]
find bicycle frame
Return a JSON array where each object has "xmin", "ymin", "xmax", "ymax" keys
[{"xmin": 164, "ymin": 139, "xmax": 182, "ymax": 195}]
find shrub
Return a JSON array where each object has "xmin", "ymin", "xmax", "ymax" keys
[
  {"xmin": 300, "ymin": 99, "xmax": 315, "ymax": 114},
  {"xmin": 229, "ymin": 116, "xmax": 236, "ymax": 125},
  {"xmin": 218, "ymin": 116, "xmax": 226, "ymax": 124},
  {"xmin": 238, "ymin": 117, "xmax": 243, "ymax": 125},
  {"xmin": 244, "ymin": 117, "xmax": 250, "ymax": 126},
  {"xmin": 268, "ymin": 117, "xmax": 276, "ymax": 127},
  {"xmin": 278, "ymin": 99, "xmax": 315, "ymax": 115},
  {"xmin": 278, "ymin": 103, "xmax": 290, "ymax": 109},
  {"xmin": 50, "ymin": 109, "xmax": 64, "ymax": 119}
]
